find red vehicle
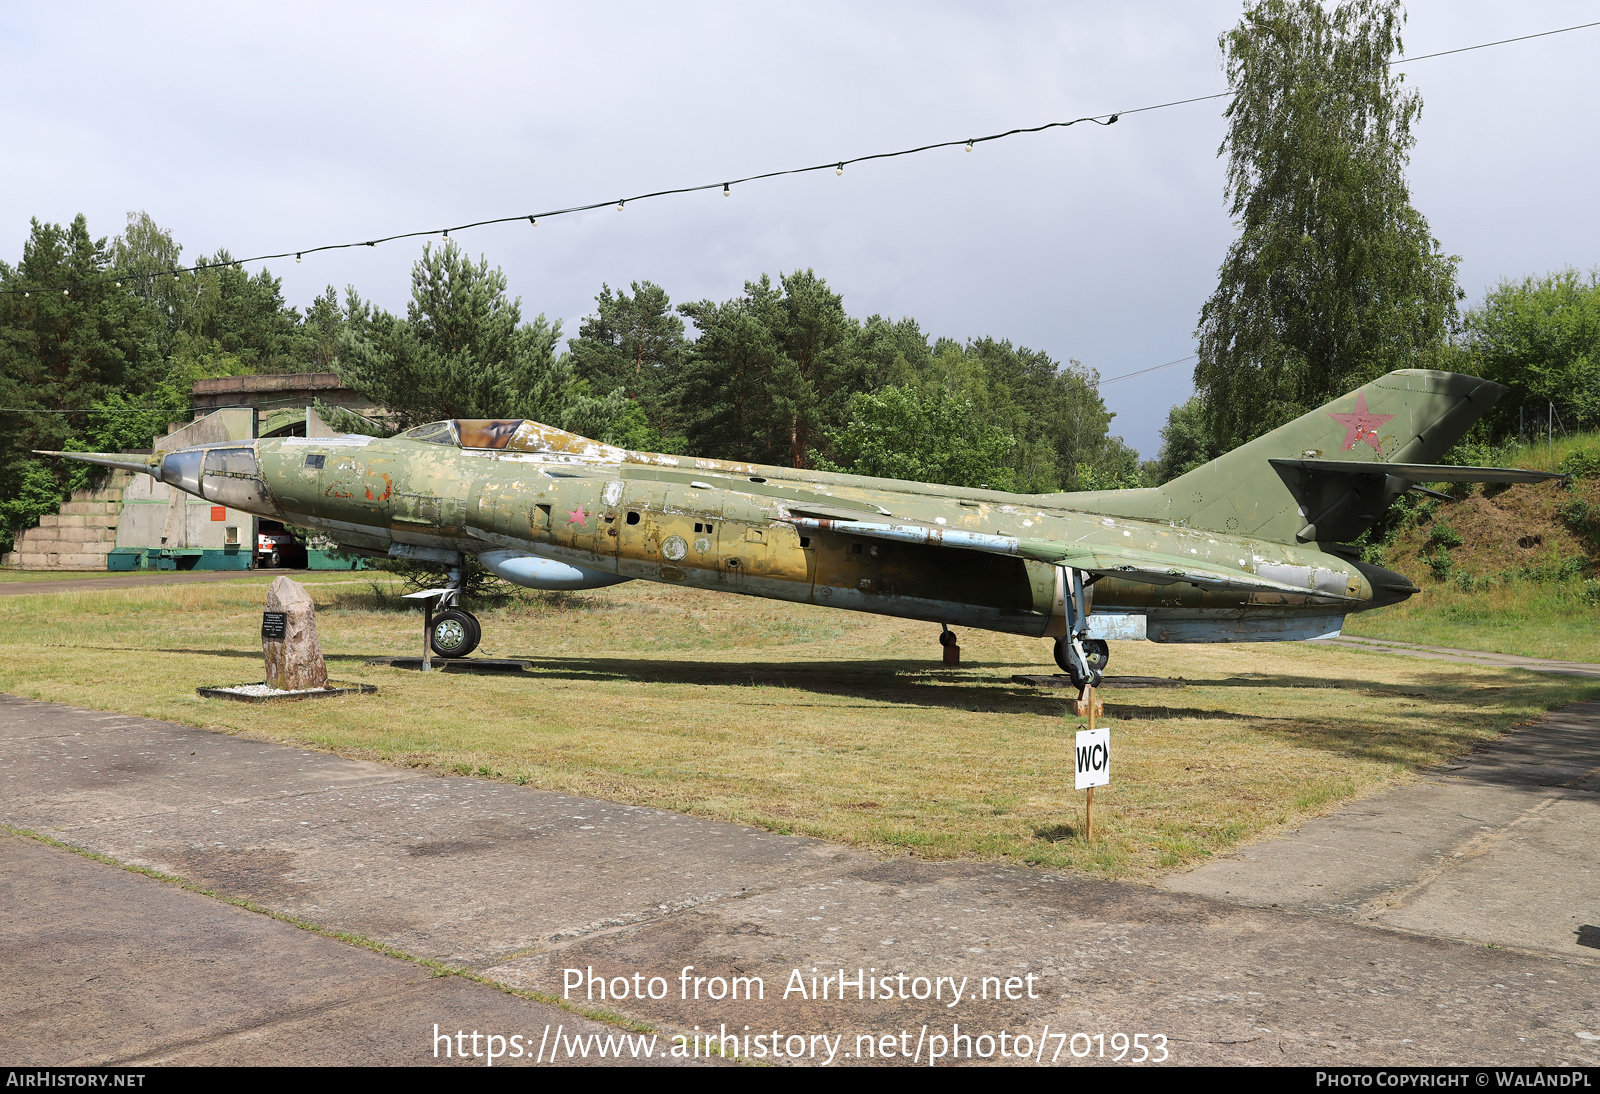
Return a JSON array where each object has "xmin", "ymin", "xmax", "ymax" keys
[{"xmin": 256, "ymin": 530, "xmax": 294, "ymax": 568}]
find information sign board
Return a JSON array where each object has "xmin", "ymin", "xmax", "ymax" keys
[
  {"xmin": 1074, "ymin": 727, "xmax": 1110, "ymax": 791},
  {"xmin": 261, "ymin": 611, "xmax": 287, "ymax": 640}
]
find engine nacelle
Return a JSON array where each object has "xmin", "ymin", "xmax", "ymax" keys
[{"xmin": 476, "ymin": 548, "xmax": 631, "ymax": 591}]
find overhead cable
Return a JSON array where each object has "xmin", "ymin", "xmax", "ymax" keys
[{"xmin": 1, "ymin": 19, "xmax": 1596, "ymax": 298}]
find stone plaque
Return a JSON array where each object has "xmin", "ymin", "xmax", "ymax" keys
[
  {"xmin": 261, "ymin": 611, "xmax": 287, "ymax": 640},
  {"xmin": 262, "ymin": 577, "xmax": 328, "ymax": 691}
]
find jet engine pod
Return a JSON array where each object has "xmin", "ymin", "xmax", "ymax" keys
[{"xmin": 476, "ymin": 548, "xmax": 631, "ymax": 591}]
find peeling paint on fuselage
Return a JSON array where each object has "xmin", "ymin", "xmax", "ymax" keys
[{"xmin": 234, "ymin": 419, "xmax": 1381, "ymax": 639}]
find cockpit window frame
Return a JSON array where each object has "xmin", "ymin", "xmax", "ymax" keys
[{"xmin": 399, "ymin": 421, "xmax": 461, "ymax": 446}]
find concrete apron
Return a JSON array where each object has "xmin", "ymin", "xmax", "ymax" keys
[
  {"xmin": 3, "ymin": 695, "xmax": 1599, "ymax": 1067},
  {"xmin": 1164, "ymin": 700, "xmax": 1600, "ymax": 958}
]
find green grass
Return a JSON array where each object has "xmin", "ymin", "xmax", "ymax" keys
[
  {"xmin": 0, "ymin": 566, "xmax": 377, "ymax": 585},
  {"xmin": 1344, "ymin": 575, "xmax": 1600, "ymax": 661},
  {"xmin": 2, "ymin": 577, "xmax": 1594, "ymax": 879}
]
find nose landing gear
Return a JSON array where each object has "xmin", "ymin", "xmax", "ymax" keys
[{"xmin": 426, "ymin": 567, "xmax": 481, "ymax": 658}]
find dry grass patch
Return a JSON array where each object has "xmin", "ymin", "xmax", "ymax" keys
[{"xmin": 3, "ymin": 578, "xmax": 1593, "ymax": 879}]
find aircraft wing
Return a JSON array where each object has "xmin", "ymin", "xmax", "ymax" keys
[{"xmin": 783, "ymin": 517, "xmax": 1360, "ymax": 600}]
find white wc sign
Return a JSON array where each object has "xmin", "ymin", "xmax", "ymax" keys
[{"xmin": 1075, "ymin": 727, "xmax": 1110, "ymax": 790}]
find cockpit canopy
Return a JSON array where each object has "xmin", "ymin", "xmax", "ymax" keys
[
  {"xmin": 401, "ymin": 419, "xmax": 519, "ymax": 448},
  {"xmin": 398, "ymin": 419, "xmax": 624, "ymax": 460}
]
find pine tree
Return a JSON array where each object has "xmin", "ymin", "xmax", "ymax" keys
[
  {"xmin": 677, "ymin": 271, "xmax": 861, "ymax": 468},
  {"xmin": 335, "ymin": 241, "xmax": 624, "ymax": 434},
  {"xmin": 568, "ymin": 281, "xmax": 686, "ymax": 440},
  {"xmin": 0, "ymin": 215, "xmax": 163, "ymax": 549}
]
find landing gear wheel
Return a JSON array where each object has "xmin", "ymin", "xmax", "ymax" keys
[
  {"xmin": 938, "ymin": 629, "xmax": 957, "ymax": 647},
  {"xmin": 268, "ymin": 548, "xmax": 281, "ymax": 568},
  {"xmin": 430, "ymin": 609, "xmax": 480, "ymax": 658},
  {"xmin": 1054, "ymin": 635, "xmax": 1105, "ymax": 690},
  {"xmin": 1082, "ymin": 638, "xmax": 1110, "ymax": 677}
]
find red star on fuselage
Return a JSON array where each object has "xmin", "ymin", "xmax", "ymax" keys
[
  {"xmin": 566, "ymin": 505, "xmax": 588, "ymax": 526},
  {"xmin": 1327, "ymin": 393, "xmax": 1393, "ymax": 453}
]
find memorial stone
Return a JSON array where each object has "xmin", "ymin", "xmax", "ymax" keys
[{"xmin": 262, "ymin": 576, "xmax": 328, "ymax": 691}]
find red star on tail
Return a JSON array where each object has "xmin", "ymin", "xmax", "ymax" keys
[{"xmin": 1327, "ymin": 393, "xmax": 1393, "ymax": 453}]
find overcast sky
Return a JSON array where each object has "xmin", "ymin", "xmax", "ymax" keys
[{"xmin": 3, "ymin": 2, "xmax": 1596, "ymax": 456}]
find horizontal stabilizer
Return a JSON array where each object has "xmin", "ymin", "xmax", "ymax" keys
[
  {"xmin": 1271, "ymin": 459, "xmax": 1564, "ymax": 485},
  {"xmin": 1270, "ymin": 458, "xmax": 1565, "ymax": 543},
  {"xmin": 785, "ymin": 517, "xmax": 1358, "ymax": 602}
]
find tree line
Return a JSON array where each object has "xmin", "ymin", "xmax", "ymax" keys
[
  {"xmin": 0, "ymin": 215, "xmax": 1141, "ymax": 553},
  {"xmin": 6, "ymin": 1, "xmax": 1597, "ymax": 555}
]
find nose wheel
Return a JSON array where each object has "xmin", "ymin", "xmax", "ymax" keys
[{"xmin": 429, "ymin": 608, "xmax": 481, "ymax": 658}]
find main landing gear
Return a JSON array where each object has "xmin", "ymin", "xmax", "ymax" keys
[
  {"xmin": 1052, "ymin": 567, "xmax": 1108, "ymax": 690},
  {"xmin": 428, "ymin": 567, "xmax": 481, "ymax": 658},
  {"xmin": 939, "ymin": 624, "xmax": 960, "ymax": 667},
  {"xmin": 1054, "ymin": 635, "xmax": 1108, "ymax": 690}
]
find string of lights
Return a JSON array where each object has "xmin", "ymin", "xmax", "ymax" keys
[
  {"xmin": 0, "ymin": 349, "xmax": 1206, "ymax": 415},
  {"xmin": 1, "ymin": 18, "xmax": 1595, "ymax": 300}
]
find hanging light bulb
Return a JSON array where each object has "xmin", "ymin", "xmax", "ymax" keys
[
  {"xmin": 836, "ymin": 163, "xmax": 844, "ymax": 176},
  {"xmin": 965, "ymin": 140, "xmax": 973, "ymax": 152},
  {"xmin": 723, "ymin": 183, "xmax": 730, "ymax": 197},
  {"xmin": 617, "ymin": 200, "xmax": 625, "ymax": 211},
  {"xmin": 172, "ymin": 270, "xmax": 180, "ymax": 281},
  {"xmin": 296, "ymin": 253, "xmax": 302, "ymax": 263},
  {"xmin": 527, "ymin": 216, "xmax": 536, "ymax": 226},
  {"xmin": 62, "ymin": 288, "xmax": 69, "ymax": 296}
]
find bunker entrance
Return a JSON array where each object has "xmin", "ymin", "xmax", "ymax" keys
[{"xmin": 256, "ymin": 519, "xmax": 308, "ymax": 569}]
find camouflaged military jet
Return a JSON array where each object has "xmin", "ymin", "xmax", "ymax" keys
[{"xmin": 46, "ymin": 368, "xmax": 1559, "ymax": 687}]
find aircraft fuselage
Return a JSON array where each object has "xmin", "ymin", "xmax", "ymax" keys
[{"xmin": 196, "ymin": 428, "xmax": 1382, "ymax": 644}]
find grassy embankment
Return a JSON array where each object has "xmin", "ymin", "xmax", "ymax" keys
[
  {"xmin": 2, "ymin": 573, "xmax": 1593, "ymax": 879},
  {"xmin": 1344, "ymin": 431, "xmax": 1600, "ymax": 660}
]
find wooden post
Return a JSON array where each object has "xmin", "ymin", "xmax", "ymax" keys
[
  {"xmin": 1085, "ymin": 683, "xmax": 1096, "ymax": 841},
  {"xmin": 422, "ymin": 597, "xmax": 433, "ymax": 672}
]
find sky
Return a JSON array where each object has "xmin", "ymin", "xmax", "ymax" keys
[{"xmin": 2, "ymin": 2, "xmax": 1596, "ymax": 457}]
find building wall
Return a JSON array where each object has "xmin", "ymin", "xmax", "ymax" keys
[{"xmin": 4, "ymin": 377, "xmax": 381, "ymax": 571}]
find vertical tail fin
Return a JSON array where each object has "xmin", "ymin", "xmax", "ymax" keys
[{"xmin": 1065, "ymin": 369, "xmax": 1507, "ymax": 544}]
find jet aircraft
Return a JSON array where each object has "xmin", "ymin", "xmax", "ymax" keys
[{"xmin": 47, "ymin": 369, "xmax": 1559, "ymax": 687}]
